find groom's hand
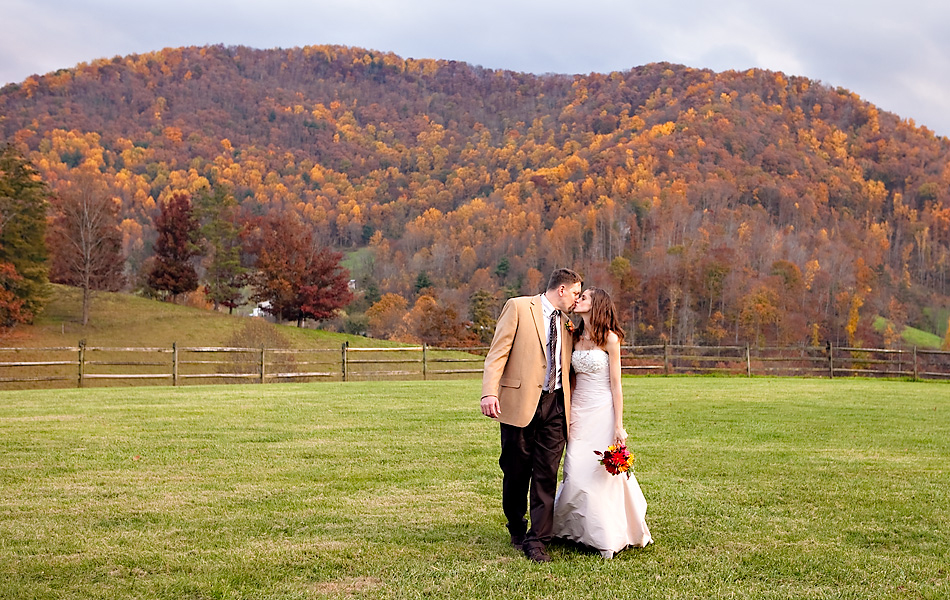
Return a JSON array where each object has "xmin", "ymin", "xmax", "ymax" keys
[{"xmin": 480, "ymin": 395, "xmax": 501, "ymax": 419}]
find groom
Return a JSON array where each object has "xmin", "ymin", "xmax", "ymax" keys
[{"xmin": 480, "ymin": 268, "xmax": 583, "ymax": 562}]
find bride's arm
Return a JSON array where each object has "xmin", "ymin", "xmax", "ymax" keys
[{"xmin": 606, "ymin": 332, "xmax": 627, "ymax": 446}]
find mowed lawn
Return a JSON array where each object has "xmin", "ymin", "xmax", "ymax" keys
[{"xmin": 1, "ymin": 377, "xmax": 948, "ymax": 599}]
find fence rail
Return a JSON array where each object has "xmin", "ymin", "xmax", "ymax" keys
[{"xmin": 1, "ymin": 342, "xmax": 948, "ymax": 389}]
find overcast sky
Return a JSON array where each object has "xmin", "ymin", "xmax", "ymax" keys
[{"xmin": 3, "ymin": 0, "xmax": 949, "ymax": 138}]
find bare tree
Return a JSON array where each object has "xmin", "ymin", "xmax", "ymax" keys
[{"xmin": 48, "ymin": 169, "xmax": 124, "ymax": 326}]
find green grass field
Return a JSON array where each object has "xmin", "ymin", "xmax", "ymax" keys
[
  {"xmin": 1, "ymin": 377, "xmax": 948, "ymax": 599},
  {"xmin": 872, "ymin": 316, "xmax": 944, "ymax": 349}
]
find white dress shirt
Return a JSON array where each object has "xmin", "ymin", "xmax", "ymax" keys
[{"xmin": 540, "ymin": 294, "xmax": 563, "ymax": 391}]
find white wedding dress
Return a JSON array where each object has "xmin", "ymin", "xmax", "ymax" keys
[{"xmin": 553, "ymin": 348, "xmax": 652, "ymax": 558}]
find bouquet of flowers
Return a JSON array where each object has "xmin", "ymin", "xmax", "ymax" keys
[{"xmin": 594, "ymin": 443, "xmax": 635, "ymax": 479}]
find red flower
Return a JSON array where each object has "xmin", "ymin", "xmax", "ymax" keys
[{"xmin": 594, "ymin": 443, "xmax": 635, "ymax": 479}]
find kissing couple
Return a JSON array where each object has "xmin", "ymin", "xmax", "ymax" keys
[{"xmin": 480, "ymin": 268, "xmax": 652, "ymax": 562}]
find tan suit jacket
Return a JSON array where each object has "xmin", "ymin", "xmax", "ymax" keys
[{"xmin": 481, "ymin": 295, "xmax": 572, "ymax": 429}]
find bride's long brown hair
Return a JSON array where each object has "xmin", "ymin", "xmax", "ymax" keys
[{"xmin": 573, "ymin": 288, "xmax": 625, "ymax": 347}]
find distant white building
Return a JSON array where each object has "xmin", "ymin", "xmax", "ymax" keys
[{"xmin": 251, "ymin": 301, "xmax": 271, "ymax": 318}]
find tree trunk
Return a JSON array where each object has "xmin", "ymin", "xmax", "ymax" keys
[{"xmin": 81, "ymin": 284, "xmax": 90, "ymax": 326}]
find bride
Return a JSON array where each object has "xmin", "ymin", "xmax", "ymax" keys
[{"xmin": 552, "ymin": 288, "xmax": 652, "ymax": 558}]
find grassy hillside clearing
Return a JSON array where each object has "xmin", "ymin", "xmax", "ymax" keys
[{"xmin": 1, "ymin": 284, "xmax": 395, "ymax": 349}]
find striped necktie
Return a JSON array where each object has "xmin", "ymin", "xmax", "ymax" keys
[{"xmin": 545, "ymin": 310, "xmax": 559, "ymax": 391}]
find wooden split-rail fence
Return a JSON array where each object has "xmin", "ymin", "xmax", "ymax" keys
[{"xmin": 1, "ymin": 342, "xmax": 949, "ymax": 389}]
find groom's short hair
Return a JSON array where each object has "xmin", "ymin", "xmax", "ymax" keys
[{"xmin": 546, "ymin": 268, "xmax": 582, "ymax": 292}]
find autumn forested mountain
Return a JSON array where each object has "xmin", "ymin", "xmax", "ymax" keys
[{"xmin": 1, "ymin": 44, "xmax": 949, "ymax": 347}]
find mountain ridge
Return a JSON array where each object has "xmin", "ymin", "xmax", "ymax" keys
[{"xmin": 2, "ymin": 44, "xmax": 948, "ymax": 346}]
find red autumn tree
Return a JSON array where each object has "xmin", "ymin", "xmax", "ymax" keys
[
  {"xmin": 0, "ymin": 262, "xmax": 29, "ymax": 328},
  {"xmin": 147, "ymin": 191, "xmax": 200, "ymax": 302},
  {"xmin": 47, "ymin": 169, "xmax": 125, "ymax": 325},
  {"xmin": 250, "ymin": 212, "xmax": 353, "ymax": 326}
]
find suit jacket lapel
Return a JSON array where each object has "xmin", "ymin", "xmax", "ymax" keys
[{"xmin": 530, "ymin": 296, "xmax": 545, "ymax": 348}]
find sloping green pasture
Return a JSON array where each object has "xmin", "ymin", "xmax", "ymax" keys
[
  {"xmin": 1, "ymin": 377, "xmax": 947, "ymax": 599},
  {"xmin": 4, "ymin": 284, "xmax": 381, "ymax": 349}
]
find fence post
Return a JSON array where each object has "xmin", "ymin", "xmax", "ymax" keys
[
  {"xmin": 342, "ymin": 342, "xmax": 348, "ymax": 382},
  {"xmin": 422, "ymin": 343, "xmax": 428, "ymax": 381},
  {"xmin": 172, "ymin": 342, "xmax": 178, "ymax": 386},
  {"xmin": 77, "ymin": 340, "xmax": 85, "ymax": 388},
  {"xmin": 828, "ymin": 342, "xmax": 834, "ymax": 379},
  {"xmin": 260, "ymin": 347, "xmax": 266, "ymax": 384},
  {"xmin": 913, "ymin": 346, "xmax": 918, "ymax": 381},
  {"xmin": 746, "ymin": 344, "xmax": 752, "ymax": 377},
  {"xmin": 663, "ymin": 344, "xmax": 670, "ymax": 375}
]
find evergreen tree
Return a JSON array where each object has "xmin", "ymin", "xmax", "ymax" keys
[
  {"xmin": 361, "ymin": 278, "xmax": 382, "ymax": 306},
  {"xmin": 195, "ymin": 185, "xmax": 247, "ymax": 313},
  {"xmin": 0, "ymin": 144, "xmax": 49, "ymax": 324},
  {"xmin": 414, "ymin": 271, "xmax": 433, "ymax": 295},
  {"xmin": 494, "ymin": 257, "xmax": 510, "ymax": 281},
  {"xmin": 469, "ymin": 289, "xmax": 497, "ymax": 344}
]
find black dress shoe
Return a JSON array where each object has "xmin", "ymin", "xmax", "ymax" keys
[
  {"xmin": 523, "ymin": 545, "xmax": 552, "ymax": 563},
  {"xmin": 510, "ymin": 534, "xmax": 525, "ymax": 551}
]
